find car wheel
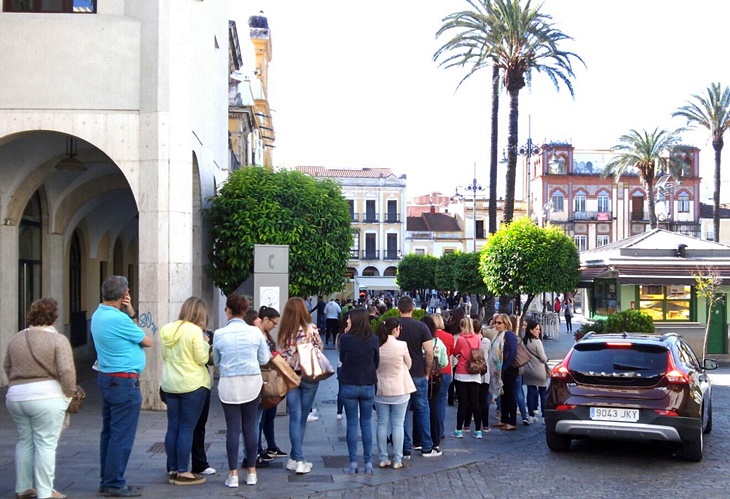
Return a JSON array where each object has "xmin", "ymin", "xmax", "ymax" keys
[
  {"xmin": 680, "ymin": 424, "xmax": 703, "ymax": 462},
  {"xmin": 546, "ymin": 428, "xmax": 571, "ymax": 452},
  {"xmin": 704, "ymin": 402, "xmax": 713, "ymax": 434}
]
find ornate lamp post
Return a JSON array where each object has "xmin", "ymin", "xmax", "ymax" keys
[
  {"xmin": 452, "ymin": 162, "xmax": 486, "ymax": 252},
  {"xmin": 502, "ymin": 117, "xmax": 541, "ymax": 219}
]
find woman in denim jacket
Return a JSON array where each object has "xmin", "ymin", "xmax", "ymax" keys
[{"xmin": 213, "ymin": 294, "xmax": 270, "ymax": 488}]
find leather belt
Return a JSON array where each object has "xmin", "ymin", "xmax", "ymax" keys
[{"xmin": 101, "ymin": 372, "xmax": 139, "ymax": 379}]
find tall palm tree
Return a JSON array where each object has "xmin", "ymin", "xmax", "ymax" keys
[
  {"xmin": 672, "ymin": 82, "xmax": 730, "ymax": 242},
  {"xmin": 483, "ymin": 0, "xmax": 583, "ymax": 224},
  {"xmin": 434, "ymin": 0, "xmax": 501, "ymax": 235},
  {"xmin": 603, "ymin": 128, "xmax": 685, "ymax": 229}
]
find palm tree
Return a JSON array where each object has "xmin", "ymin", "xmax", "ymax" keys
[
  {"xmin": 434, "ymin": 0, "xmax": 501, "ymax": 234},
  {"xmin": 483, "ymin": 0, "xmax": 583, "ymax": 224},
  {"xmin": 672, "ymin": 83, "xmax": 730, "ymax": 242},
  {"xmin": 603, "ymin": 128, "xmax": 685, "ymax": 229}
]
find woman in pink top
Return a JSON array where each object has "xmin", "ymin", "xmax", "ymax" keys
[{"xmin": 451, "ymin": 317, "xmax": 483, "ymax": 439}]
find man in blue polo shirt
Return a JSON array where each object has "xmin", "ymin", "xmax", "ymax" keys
[{"xmin": 91, "ymin": 276, "xmax": 152, "ymax": 497}]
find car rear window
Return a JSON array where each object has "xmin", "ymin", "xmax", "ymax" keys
[{"xmin": 568, "ymin": 343, "xmax": 668, "ymax": 386}]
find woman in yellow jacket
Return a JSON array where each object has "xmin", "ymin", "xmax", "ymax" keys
[{"xmin": 160, "ymin": 297, "xmax": 211, "ymax": 486}]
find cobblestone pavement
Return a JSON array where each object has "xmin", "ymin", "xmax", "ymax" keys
[{"xmin": 2, "ymin": 317, "xmax": 729, "ymax": 498}]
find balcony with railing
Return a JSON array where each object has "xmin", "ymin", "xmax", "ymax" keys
[
  {"xmin": 383, "ymin": 249, "xmax": 400, "ymax": 260},
  {"xmin": 349, "ymin": 249, "xmax": 359, "ymax": 259},
  {"xmin": 573, "ymin": 211, "xmax": 612, "ymax": 221},
  {"xmin": 350, "ymin": 213, "xmax": 359, "ymax": 222},
  {"xmin": 362, "ymin": 249, "xmax": 380, "ymax": 260},
  {"xmin": 362, "ymin": 212, "xmax": 379, "ymax": 223},
  {"xmin": 384, "ymin": 213, "xmax": 401, "ymax": 223}
]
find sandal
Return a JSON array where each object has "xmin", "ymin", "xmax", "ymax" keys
[{"xmin": 15, "ymin": 490, "xmax": 37, "ymax": 499}]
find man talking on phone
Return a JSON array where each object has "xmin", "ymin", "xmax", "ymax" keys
[{"xmin": 91, "ymin": 276, "xmax": 152, "ymax": 497}]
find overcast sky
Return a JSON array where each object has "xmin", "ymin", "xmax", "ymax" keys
[{"xmin": 230, "ymin": 0, "xmax": 730, "ymax": 202}]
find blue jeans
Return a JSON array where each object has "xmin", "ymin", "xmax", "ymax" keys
[
  {"xmin": 6, "ymin": 396, "xmax": 68, "ymax": 499},
  {"xmin": 436, "ymin": 373, "xmax": 452, "ymax": 439},
  {"xmin": 98, "ymin": 374, "xmax": 142, "ymax": 490},
  {"xmin": 286, "ymin": 378, "xmax": 319, "ymax": 462},
  {"xmin": 336, "ymin": 367, "xmax": 344, "ymax": 415},
  {"xmin": 258, "ymin": 406, "xmax": 278, "ymax": 453},
  {"xmin": 527, "ymin": 385, "xmax": 548, "ymax": 417},
  {"xmin": 515, "ymin": 374, "xmax": 529, "ymax": 421},
  {"xmin": 375, "ymin": 401, "xmax": 408, "ymax": 464},
  {"xmin": 164, "ymin": 387, "xmax": 208, "ymax": 473},
  {"xmin": 341, "ymin": 384, "xmax": 375, "ymax": 464},
  {"xmin": 403, "ymin": 376, "xmax": 433, "ymax": 453}
]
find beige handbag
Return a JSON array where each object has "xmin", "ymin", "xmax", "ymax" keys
[{"xmin": 296, "ymin": 340, "xmax": 335, "ymax": 382}]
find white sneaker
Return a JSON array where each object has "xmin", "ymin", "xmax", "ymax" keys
[
  {"xmin": 225, "ymin": 475, "xmax": 239, "ymax": 488},
  {"xmin": 200, "ymin": 467, "xmax": 216, "ymax": 475},
  {"xmin": 336, "ymin": 413, "xmax": 343, "ymax": 420},
  {"xmin": 246, "ymin": 473, "xmax": 257, "ymax": 485},
  {"xmin": 528, "ymin": 416, "xmax": 538, "ymax": 424},
  {"xmin": 286, "ymin": 458, "xmax": 298, "ymax": 471},
  {"xmin": 295, "ymin": 460, "xmax": 313, "ymax": 474},
  {"xmin": 307, "ymin": 413, "xmax": 319, "ymax": 422}
]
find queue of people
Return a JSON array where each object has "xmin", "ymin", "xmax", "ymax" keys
[{"xmin": 4, "ymin": 280, "xmax": 554, "ymax": 497}]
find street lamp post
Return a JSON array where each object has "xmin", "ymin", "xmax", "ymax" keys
[
  {"xmin": 502, "ymin": 116, "xmax": 541, "ymax": 219},
  {"xmin": 453, "ymin": 162, "xmax": 486, "ymax": 252}
]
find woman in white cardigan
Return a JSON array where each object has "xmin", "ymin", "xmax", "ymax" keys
[{"xmin": 374, "ymin": 318, "xmax": 416, "ymax": 470}]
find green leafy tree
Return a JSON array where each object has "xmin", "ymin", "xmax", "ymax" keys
[
  {"xmin": 396, "ymin": 254, "xmax": 438, "ymax": 295},
  {"xmin": 605, "ymin": 310, "xmax": 655, "ymax": 334},
  {"xmin": 434, "ymin": 251, "xmax": 460, "ymax": 291},
  {"xmin": 203, "ymin": 166, "xmax": 353, "ymax": 296},
  {"xmin": 694, "ymin": 266, "xmax": 724, "ymax": 359},
  {"xmin": 372, "ymin": 307, "xmax": 427, "ymax": 333},
  {"xmin": 480, "ymin": 217, "xmax": 579, "ymax": 320},
  {"xmin": 481, "ymin": 0, "xmax": 583, "ymax": 224},
  {"xmin": 453, "ymin": 251, "xmax": 490, "ymax": 296},
  {"xmin": 603, "ymin": 128, "xmax": 685, "ymax": 229},
  {"xmin": 673, "ymin": 83, "xmax": 730, "ymax": 242},
  {"xmin": 434, "ymin": 0, "xmax": 501, "ymax": 234}
]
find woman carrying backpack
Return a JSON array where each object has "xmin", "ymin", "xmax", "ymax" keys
[{"xmin": 450, "ymin": 317, "xmax": 484, "ymax": 439}]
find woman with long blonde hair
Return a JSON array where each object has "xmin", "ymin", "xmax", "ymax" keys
[
  {"xmin": 277, "ymin": 297, "xmax": 323, "ymax": 475},
  {"xmin": 489, "ymin": 313, "xmax": 519, "ymax": 431},
  {"xmin": 160, "ymin": 296, "xmax": 211, "ymax": 486}
]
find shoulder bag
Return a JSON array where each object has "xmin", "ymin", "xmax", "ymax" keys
[
  {"xmin": 260, "ymin": 362, "xmax": 287, "ymax": 409},
  {"xmin": 512, "ymin": 338, "xmax": 532, "ymax": 369},
  {"xmin": 24, "ymin": 330, "xmax": 85, "ymax": 413},
  {"xmin": 297, "ymin": 326, "xmax": 335, "ymax": 382},
  {"xmin": 270, "ymin": 352, "xmax": 301, "ymax": 392}
]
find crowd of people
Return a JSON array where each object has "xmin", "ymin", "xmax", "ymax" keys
[{"xmin": 4, "ymin": 278, "xmax": 556, "ymax": 497}]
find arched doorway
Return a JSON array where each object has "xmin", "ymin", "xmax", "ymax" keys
[{"xmin": 18, "ymin": 191, "xmax": 43, "ymax": 330}]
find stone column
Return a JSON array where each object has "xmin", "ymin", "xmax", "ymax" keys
[{"xmin": 0, "ymin": 224, "xmax": 19, "ymax": 385}]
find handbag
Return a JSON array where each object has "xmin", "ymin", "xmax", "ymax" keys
[
  {"xmin": 24, "ymin": 329, "xmax": 85, "ymax": 413},
  {"xmin": 297, "ymin": 341, "xmax": 335, "ymax": 382},
  {"xmin": 429, "ymin": 339, "xmax": 444, "ymax": 383},
  {"xmin": 512, "ymin": 339, "xmax": 532, "ymax": 368},
  {"xmin": 296, "ymin": 326, "xmax": 334, "ymax": 382},
  {"xmin": 270, "ymin": 352, "xmax": 301, "ymax": 392},
  {"xmin": 260, "ymin": 363, "xmax": 287, "ymax": 409},
  {"xmin": 67, "ymin": 386, "xmax": 86, "ymax": 414}
]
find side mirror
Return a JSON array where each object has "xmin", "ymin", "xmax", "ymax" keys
[{"xmin": 703, "ymin": 358, "xmax": 718, "ymax": 371}]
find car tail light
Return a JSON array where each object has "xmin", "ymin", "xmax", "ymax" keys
[
  {"xmin": 556, "ymin": 404, "xmax": 576, "ymax": 411},
  {"xmin": 605, "ymin": 342, "xmax": 633, "ymax": 348},
  {"xmin": 654, "ymin": 409, "xmax": 679, "ymax": 417},
  {"xmin": 665, "ymin": 351, "xmax": 690, "ymax": 384},
  {"xmin": 551, "ymin": 350, "xmax": 573, "ymax": 379}
]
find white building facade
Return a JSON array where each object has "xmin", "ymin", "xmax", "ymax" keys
[{"xmin": 0, "ymin": 1, "xmax": 231, "ymax": 407}]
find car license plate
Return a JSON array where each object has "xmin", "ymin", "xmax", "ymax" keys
[{"xmin": 590, "ymin": 407, "xmax": 639, "ymax": 422}]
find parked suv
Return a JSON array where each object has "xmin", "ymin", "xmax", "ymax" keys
[{"xmin": 545, "ymin": 332, "xmax": 717, "ymax": 461}]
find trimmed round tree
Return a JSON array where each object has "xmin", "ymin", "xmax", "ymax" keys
[
  {"xmin": 396, "ymin": 254, "xmax": 438, "ymax": 297},
  {"xmin": 203, "ymin": 166, "xmax": 353, "ymax": 296},
  {"xmin": 480, "ymin": 217, "xmax": 580, "ymax": 320}
]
